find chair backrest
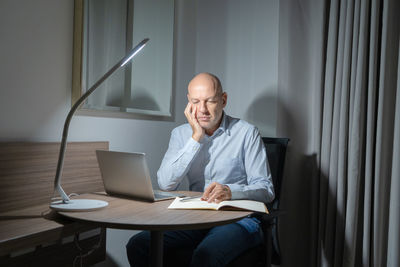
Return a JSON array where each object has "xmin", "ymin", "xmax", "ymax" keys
[{"xmin": 262, "ymin": 137, "xmax": 290, "ymax": 211}]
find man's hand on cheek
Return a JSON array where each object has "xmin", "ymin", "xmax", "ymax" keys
[
  {"xmin": 201, "ymin": 182, "xmax": 232, "ymax": 203},
  {"xmin": 184, "ymin": 102, "xmax": 205, "ymax": 142}
]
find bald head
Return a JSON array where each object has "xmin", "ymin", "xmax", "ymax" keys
[
  {"xmin": 188, "ymin": 73, "xmax": 223, "ymax": 96},
  {"xmin": 186, "ymin": 72, "xmax": 227, "ymax": 136}
]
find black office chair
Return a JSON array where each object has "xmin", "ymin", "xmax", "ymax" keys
[
  {"xmin": 170, "ymin": 137, "xmax": 290, "ymax": 267},
  {"xmin": 227, "ymin": 137, "xmax": 290, "ymax": 267}
]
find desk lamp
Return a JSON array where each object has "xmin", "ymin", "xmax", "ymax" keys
[{"xmin": 50, "ymin": 38, "xmax": 149, "ymax": 211}]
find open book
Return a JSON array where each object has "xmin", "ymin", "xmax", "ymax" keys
[{"xmin": 168, "ymin": 197, "xmax": 268, "ymax": 213}]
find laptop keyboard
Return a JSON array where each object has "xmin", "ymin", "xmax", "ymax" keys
[{"xmin": 153, "ymin": 190, "xmax": 183, "ymax": 198}]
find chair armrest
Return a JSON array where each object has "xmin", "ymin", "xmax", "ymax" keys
[{"xmin": 254, "ymin": 209, "xmax": 285, "ymax": 222}]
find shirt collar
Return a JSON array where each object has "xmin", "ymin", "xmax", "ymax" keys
[{"xmin": 214, "ymin": 112, "xmax": 231, "ymax": 136}]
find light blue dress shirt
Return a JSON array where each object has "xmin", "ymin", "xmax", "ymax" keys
[
  {"xmin": 157, "ymin": 113, "xmax": 274, "ymax": 204},
  {"xmin": 157, "ymin": 113, "xmax": 274, "ymax": 233}
]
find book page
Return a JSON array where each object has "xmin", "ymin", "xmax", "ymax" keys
[
  {"xmin": 168, "ymin": 197, "xmax": 268, "ymax": 213},
  {"xmin": 168, "ymin": 197, "xmax": 220, "ymax": 210},
  {"xmin": 218, "ymin": 200, "xmax": 268, "ymax": 213}
]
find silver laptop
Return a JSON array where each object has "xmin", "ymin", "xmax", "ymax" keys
[{"xmin": 96, "ymin": 150, "xmax": 183, "ymax": 201}]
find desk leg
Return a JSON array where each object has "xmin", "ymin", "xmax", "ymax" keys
[{"xmin": 150, "ymin": 230, "xmax": 163, "ymax": 267}]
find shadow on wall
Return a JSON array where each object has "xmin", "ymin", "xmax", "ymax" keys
[
  {"xmin": 278, "ymin": 141, "xmax": 319, "ymax": 266},
  {"xmin": 297, "ymin": 153, "xmax": 350, "ymax": 267},
  {"xmin": 276, "ymin": 95, "xmax": 317, "ymax": 267},
  {"xmin": 244, "ymin": 89, "xmax": 277, "ymax": 137},
  {"xmin": 128, "ymin": 93, "xmax": 160, "ymax": 111},
  {"xmin": 107, "ymin": 88, "xmax": 161, "ymax": 111},
  {"xmin": 277, "ymin": 100, "xmax": 349, "ymax": 267}
]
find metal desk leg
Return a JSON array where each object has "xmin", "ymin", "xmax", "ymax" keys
[{"xmin": 150, "ymin": 230, "xmax": 163, "ymax": 267}]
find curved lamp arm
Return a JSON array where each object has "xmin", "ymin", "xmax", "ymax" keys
[{"xmin": 53, "ymin": 38, "xmax": 149, "ymax": 204}]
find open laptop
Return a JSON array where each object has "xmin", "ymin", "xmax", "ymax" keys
[{"xmin": 95, "ymin": 150, "xmax": 184, "ymax": 201}]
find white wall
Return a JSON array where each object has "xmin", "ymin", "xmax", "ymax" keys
[
  {"xmin": 195, "ymin": 0, "xmax": 279, "ymax": 136},
  {"xmin": 0, "ymin": 0, "xmax": 278, "ymax": 266}
]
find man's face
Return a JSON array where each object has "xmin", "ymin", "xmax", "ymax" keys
[{"xmin": 187, "ymin": 80, "xmax": 227, "ymax": 135}]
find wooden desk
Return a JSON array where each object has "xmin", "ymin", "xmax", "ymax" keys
[{"xmin": 59, "ymin": 192, "xmax": 253, "ymax": 267}]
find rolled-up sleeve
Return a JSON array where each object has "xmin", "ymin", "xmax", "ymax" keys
[{"xmin": 226, "ymin": 127, "xmax": 275, "ymax": 203}]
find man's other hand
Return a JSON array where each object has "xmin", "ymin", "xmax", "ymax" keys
[
  {"xmin": 184, "ymin": 102, "xmax": 205, "ymax": 142},
  {"xmin": 201, "ymin": 182, "xmax": 232, "ymax": 203}
]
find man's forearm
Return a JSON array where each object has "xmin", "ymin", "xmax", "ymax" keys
[
  {"xmin": 226, "ymin": 181, "xmax": 274, "ymax": 203},
  {"xmin": 157, "ymin": 137, "xmax": 202, "ymax": 190}
]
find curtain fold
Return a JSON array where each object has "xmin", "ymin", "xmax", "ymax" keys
[
  {"xmin": 278, "ymin": 0, "xmax": 399, "ymax": 266},
  {"xmin": 319, "ymin": 0, "xmax": 399, "ymax": 266},
  {"xmin": 386, "ymin": 42, "xmax": 400, "ymax": 267},
  {"xmin": 362, "ymin": 0, "xmax": 380, "ymax": 265}
]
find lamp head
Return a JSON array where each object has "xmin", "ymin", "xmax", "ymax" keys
[{"xmin": 121, "ymin": 38, "xmax": 149, "ymax": 67}]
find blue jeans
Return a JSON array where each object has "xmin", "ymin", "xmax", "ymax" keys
[{"xmin": 126, "ymin": 220, "xmax": 263, "ymax": 267}]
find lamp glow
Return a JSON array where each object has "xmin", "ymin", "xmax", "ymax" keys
[
  {"xmin": 50, "ymin": 38, "xmax": 149, "ymax": 211},
  {"xmin": 121, "ymin": 44, "xmax": 146, "ymax": 67}
]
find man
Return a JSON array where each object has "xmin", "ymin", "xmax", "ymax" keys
[{"xmin": 126, "ymin": 72, "xmax": 274, "ymax": 267}]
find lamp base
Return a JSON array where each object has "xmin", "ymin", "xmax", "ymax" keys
[{"xmin": 50, "ymin": 199, "xmax": 108, "ymax": 211}]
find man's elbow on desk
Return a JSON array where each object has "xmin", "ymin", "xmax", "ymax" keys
[{"xmin": 157, "ymin": 177, "xmax": 180, "ymax": 191}]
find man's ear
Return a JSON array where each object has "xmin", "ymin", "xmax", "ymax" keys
[
  {"xmin": 222, "ymin": 92, "xmax": 227, "ymax": 107},
  {"xmin": 187, "ymin": 94, "xmax": 190, "ymax": 102}
]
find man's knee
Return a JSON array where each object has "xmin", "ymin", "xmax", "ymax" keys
[
  {"xmin": 126, "ymin": 232, "xmax": 149, "ymax": 254},
  {"xmin": 126, "ymin": 231, "xmax": 150, "ymax": 267}
]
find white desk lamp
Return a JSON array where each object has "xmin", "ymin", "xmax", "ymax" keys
[{"xmin": 50, "ymin": 38, "xmax": 149, "ymax": 211}]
